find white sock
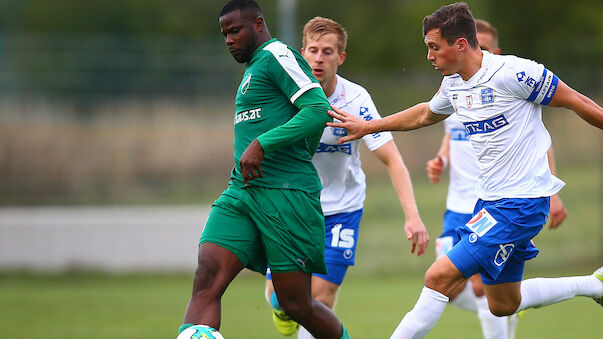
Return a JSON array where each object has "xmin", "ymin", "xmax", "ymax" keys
[
  {"xmin": 390, "ymin": 287, "xmax": 449, "ymax": 339},
  {"xmin": 507, "ymin": 313, "xmax": 519, "ymax": 339},
  {"xmin": 297, "ymin": 326, "xmax": 314, "ymax": 339},
  {"xmin": 476, "ymin": 295, "xmax": 508, "ymax": 339},
  {"xmin": 517, "ymin": 275, "xmax": 603, "ymax": 312},
  {"xmin": 450, "ymin": 281, "xmax": 478, "ymax": 313}
]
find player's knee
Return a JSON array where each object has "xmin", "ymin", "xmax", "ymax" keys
[
  {"xmin": 489, "ymin": 301, "xmax": 519, "ymax": 317},
  {"xmin": 424, "ymin": 266, "xmax": 448, "ymax": 291},
  {"xmin": 471, "ymin": 282, "xmax": 485, "ymax": 297},
  {"xmin": 279, "ymin": 298, "xmax": 311, "ymax": 320},
  {"xmin": 191, "ymin": 262, "xmax": 225, "ymax": 297},
  {"xmin": 312, "ymin": 291, "xmax": 335, "ymax": 309},
  {"xmin": 191, "ymin": 266, "xmax": 214, "ymax": 294}
]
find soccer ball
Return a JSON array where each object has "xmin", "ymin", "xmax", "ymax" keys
[{"xmin": 177, "ymin": 325, "xmax": 225, "ymax": 339}]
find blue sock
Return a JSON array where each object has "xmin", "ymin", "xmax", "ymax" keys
[{"xmin": 270, "ymin": 290, "xmax": 282, "ymax": 310}]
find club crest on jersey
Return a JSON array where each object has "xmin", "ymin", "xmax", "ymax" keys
[
  {"xmin": 466, "ymin": 208, "xmax": 498, "ymax": 237},
  {"xmin": 481, "ymin": 88, "xmax": 494, "ymax": 104},
  {"xmin": 494, "ymin": 244, "xmax": 515, "ymax": 266},
  {"xmin": 466, "ymin": 95, "xmax": 473, "ymax": 108},
  {"xmin": 463, "ymin": 114, "xmax": 509, "ymax": 135},
  {"xmin": 332, "ymin": 127, "xmax": 348, "ymax": 136},
  {"xmin": 240, "ymin": 73, "xmax": 252, "ymax": 94}
]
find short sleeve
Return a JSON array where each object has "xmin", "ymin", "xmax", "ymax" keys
[
  {"xmin": 264, "ymin": 42, "xmax": 321, "ymax": 104},
  {"xmin": 428, "ymin": 81, "xmax": 455, "ymax": 115},
  {"xmin": 357, "ymin": 95, "xmax": 393, "ymax": 151},
  {"xmin": 503, "ymin": 57, "xmax": 559, "ymax": 106}
]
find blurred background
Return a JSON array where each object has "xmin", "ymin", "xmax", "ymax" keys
[{"xmin": 0, "ymin": 0, "xmax": 601, "ymax": 338}]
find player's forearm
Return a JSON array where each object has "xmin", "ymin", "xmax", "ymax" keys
[
  {"xmin": 571, "ymin": 94, "xmax": 603, "ymax": 129},
  {"xmin": 257, "ymin": 103, "xmax": 330, "ymax": 154},
  {"xmin": 438, "ymin": 133, "xmax": 451, "ymax": 160},
  {"xmin": 373, "ymin": 102, "xmax": 441, "ymax": 132},
  {"xmin": 384, "ymin": 152, "xmax": 422, "ymax": 221},
  {"xmin": 550, "ymin": 80, "xmax": 603, "ymax": 129}
]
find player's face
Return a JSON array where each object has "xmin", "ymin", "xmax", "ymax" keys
[
  {"xmin": 424, "ymin": 29, "xmax": 461, "ymax": 76},
  {"xmin": 477, "ymin": 32, "xmax": 500, "ymax": 54},
  {"xmin": 220, "ymin": 10, "xmax": 258, "ymax": 63},
  {"xmin": 301, "ymin": 33, "xmax": 346, "ymax": 85}
]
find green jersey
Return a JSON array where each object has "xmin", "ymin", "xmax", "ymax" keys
[{"xmin": 230, "ymin": 38, "xmax": 331, "ymax": 192}]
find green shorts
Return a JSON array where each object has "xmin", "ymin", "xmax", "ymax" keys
[{"xmin": 200, "ymin": 184, "xmax": 327, "ymax": 275}]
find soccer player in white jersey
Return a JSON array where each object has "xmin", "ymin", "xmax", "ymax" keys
[
  {"xmin": 425, "ymin": 19, "xmax": 567, "ymax": 339},
  {"xmin": 327, "ymin": 3, "xmax": 603, "ymax": 338},
  {"xmin": 264, "ymin": 16, "xmax": 430, "ymax": 338}
]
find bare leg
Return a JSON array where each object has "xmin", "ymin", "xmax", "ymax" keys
[
  {"xmin": 182, "ymin": 243, "xmax": 243, "ymax": 329},
  {"xmin": 272, "ymin": 271, "xmax": 343, "ymax": 339}
]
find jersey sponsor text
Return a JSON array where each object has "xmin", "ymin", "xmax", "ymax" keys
[
  {"xmin": 234, "ymin": 108, "xmax": 262, "ymax": 125},
  {"xmin": 463, "ymin": 114, "xmax": 509, "ymax": 135}
]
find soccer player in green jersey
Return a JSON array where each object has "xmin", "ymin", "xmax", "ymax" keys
[{"xmin": 177, "ymin": 1, "xmax": 351, "ymax": 338}]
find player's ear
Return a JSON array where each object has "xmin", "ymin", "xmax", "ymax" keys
[
  {"xmin": 457, "ymin": 37, "xmax": 468, "ymax": 52},
  {"xmin": 338, "ymin": 51, "xmax": 346, "ymax": 66},
  {"xmin": 254, "ymin": 16, "xmax": 264, "ymax": 31}
]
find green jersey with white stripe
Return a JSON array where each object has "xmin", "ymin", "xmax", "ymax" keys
[{"xmin": 230, "ymin": 38, "xmax": 330, "ymax": 192}]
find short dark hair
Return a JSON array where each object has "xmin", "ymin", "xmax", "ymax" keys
[
  {"xmin": 422, "ymin": 3, "xmax": 478, "ymax": 48},
  {"xmin": 220, "ymin": 0, "xmax": 263, "ymax": 18}
]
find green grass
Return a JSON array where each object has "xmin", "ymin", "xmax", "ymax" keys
[
  {"xmin": 0, "ymin": 269, "xmax": 601, "ymax": 338},
  {"xmin": 0, "ymin": 163, "xmax": 600, "ymax": 338}
]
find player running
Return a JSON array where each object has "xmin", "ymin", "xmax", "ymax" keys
[
  {"xmin": 425, "ymin": 19, "xmax": 568, "ymax": 339},
  {"xmin": 327, "ymin": 3, "xmax": 603, "ymax": 339},
  {"xmin": 264, "ymin": 16, "xmax": 429, "ymax": 338},
  {"xmin": 178, "ymin": 1, "xmax": 352, "ymax": 338}
]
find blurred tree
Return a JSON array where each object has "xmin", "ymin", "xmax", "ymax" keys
[{"xmin": 0, "ymin": 0, "xmax": 599, "ymax": 96}]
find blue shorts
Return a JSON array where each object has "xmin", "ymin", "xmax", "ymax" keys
[
  {"xmin": 266, "ymin": 262, "xmax": 349, "ymax": 285},
  {"xmin": 436, "ymin": 210, "xmax": 472, "ymax": 259},
  {"xmin": 323, "ymin": 209, "xmax": 363, "ymax": 265},
  {"xmin": 447, "ymin": 197, "xmax": 549, "ymax": 285},
  {"xmin": 268, "ymin": 209, "xmax": 362, "ymax": 286}
]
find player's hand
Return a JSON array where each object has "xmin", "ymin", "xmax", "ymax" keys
[
  {"xmin": 426, "ymin": 155, "xmax": 446, "ymax": 183},
  {"xmin": 404, "ymin": 218, "xmax": 429, "ymax": 256},
  {"xmin": 239, "ymin": 139, "xmax": 264, "ymax": 186},
  {"xmin": 548, "ymin": 194, "xmax": 567, "ymax": 229},
  {"xmin": 327, "ymin": 105, "xmax": 370, "ymax": 144}
]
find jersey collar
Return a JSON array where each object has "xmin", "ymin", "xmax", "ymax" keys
[{"xmin": 249, "ymin": 38, "xmax": 278, "ymax": 63}]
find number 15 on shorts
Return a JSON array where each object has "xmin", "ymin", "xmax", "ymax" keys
[{"xmin": 331, "ymin": 224, "xmax": 355, "ymax": 248}]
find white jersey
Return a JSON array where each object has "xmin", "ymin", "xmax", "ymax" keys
[
  {"xmin": 314, "ymin": 75, "xmax": 393, "ymax": 215},
  {"xmin": 444, "ymin": 114, "xmax": 479, "ymax": 213},
  {"xmin": 429, "ymin": 51, "xmax": 565, "ymax": 200}
]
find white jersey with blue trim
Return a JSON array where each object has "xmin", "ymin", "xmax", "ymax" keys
[
  {"xmin": 314, "ymin": 75, "xmax": 393, "ymax": 215},
  {"xmin": 444, "ymin": 114, "xmax": 479, "ymax": 213},
  {"xmin": 429, "ymin": 51, "xmax": 565, "ymax": 200}
]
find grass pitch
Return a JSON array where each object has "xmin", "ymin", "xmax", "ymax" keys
[
  {"xmin": 0, "ymin": 163, "xmax": 600, "ymax": 338},
  {"xmin": 0, "ymin": 269, "xmax": 601, "ymax": 338}
]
